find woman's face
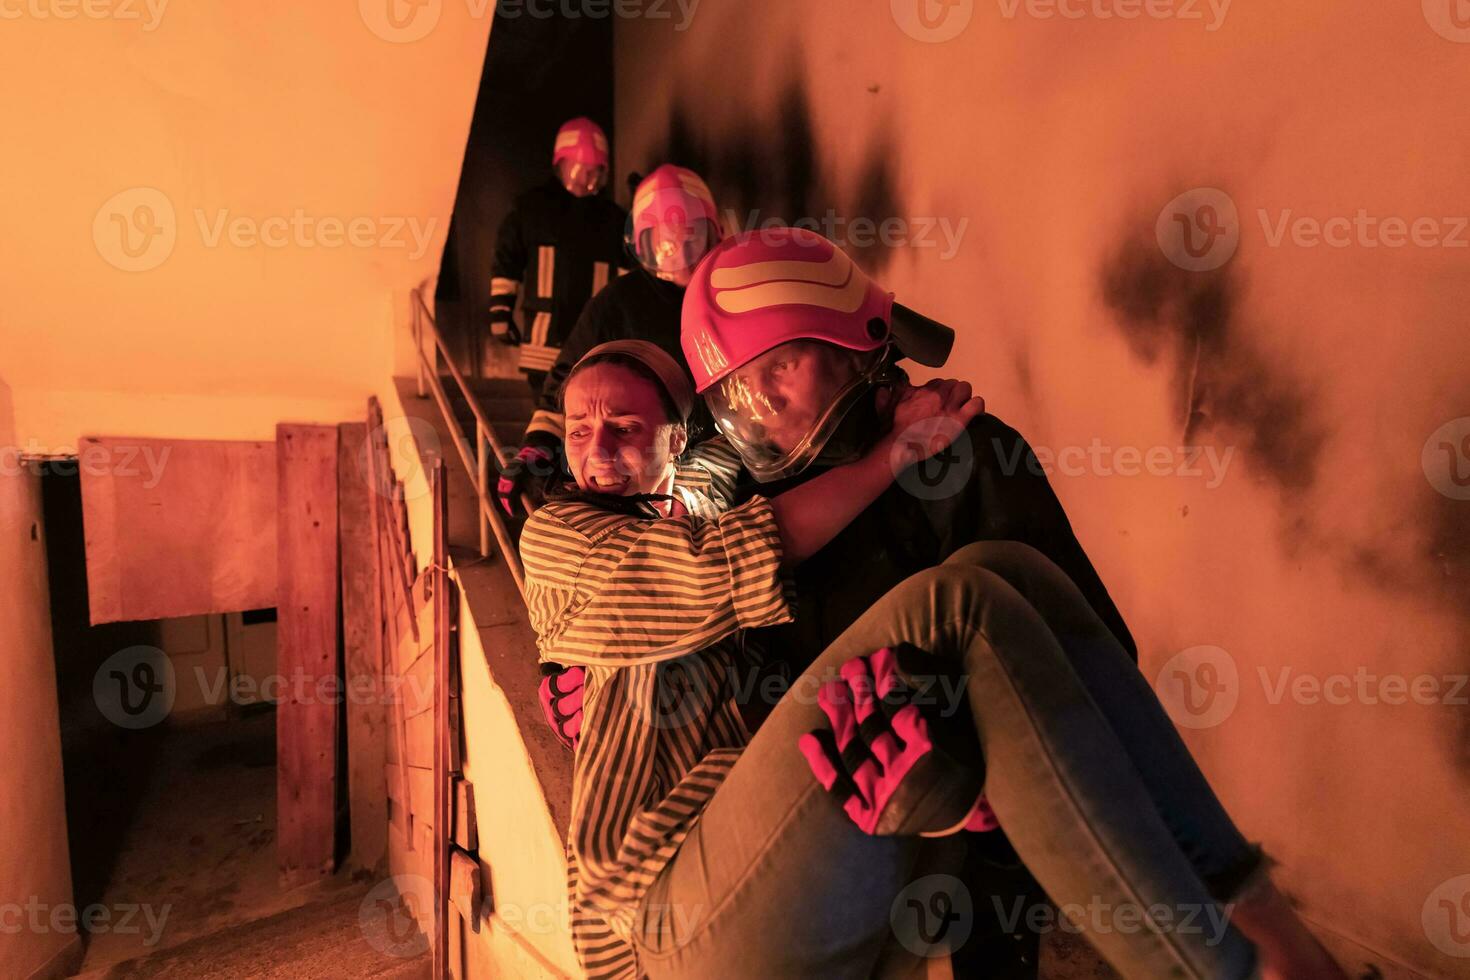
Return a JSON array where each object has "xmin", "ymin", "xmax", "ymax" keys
[{"xmin": 563, "ymin": 363, "xmax": 687, "ymax": 496}]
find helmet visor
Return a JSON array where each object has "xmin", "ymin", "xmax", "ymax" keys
[
  {"xmin": 557, "ymin": 160, "xmax": 609, "ymax": 197},
  {"xmin": 630, "ymin": 218, "xmax": 720, "ymax": 283},
  {"xmin": 705, "ymin": 340, "xmax": 888, "ymax": 482}
]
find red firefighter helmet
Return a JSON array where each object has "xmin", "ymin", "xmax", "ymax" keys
[
  {"xmin": 681, "ymin": 226, "xmax": 896, "ymax": 480},
  {"xmin": 627, "ymin": 165, "xmax": 723, "ymax": 285},
  {"xmin": 553, "ymin": 118, "xmax": 610, "ymax": 197}
]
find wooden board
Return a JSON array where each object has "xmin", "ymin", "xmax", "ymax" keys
[
  {"xmin": 449, "ymin": 848, "xmax": 483, "ymax": 931},
  {"xmin": 391, "ymin": 596, "xmax": 435, "ymax": 678},
  {"xmin": 78, "ymin": 436, "xmax": 276, "ymax": 624},
  {"xmin": 386, "ymin": 706, "xmax": 443, "ymax": 772},
  {"xmin": 367, "ymin": 397, "xmax": 418, "ymax": 645},
  {"xmin": 339, "ymin": 422, "xmax": 387, "ymax": 873},
  {"xmin": 453, "ymin": 780, "xmax": 477, "ymax": 852},
  {"xmin": 385, "ymin": 762, "xmax": 436, "ymax": 832},
  {"xmin": 402, "ymin": 704, "xmax": 435, "ymax": 770},
  {"xmin": 384, "ymin": 572, "xmax": 431, "ymax": 836},
  {"xmin": 276, "ymin": 424, "xmax": 340, "ymax": 888},
  {"xmin": 402, "ymin": 651, "xmax": 437, "ymax": 722},
  {"xmin": 433, "ymin": 462, "xmax": 451, "ymax": 980}
]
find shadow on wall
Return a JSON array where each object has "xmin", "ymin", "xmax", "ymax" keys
[
  {"xmin": 1427, "ymin": 463, "xmax": 1470, "ymax": 775},
  {"xmin": 648, "ymin": 65, "xmax": 906, "ymax": 275},
  {"xmin": 438, "ymin": 7, "xmax": 616, "ymax": 374},
  {"xmin": 41, "ymin": 469, "xmax": 167, "ymax": 912}
]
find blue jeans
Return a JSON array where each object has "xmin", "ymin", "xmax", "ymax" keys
[{"xmin": 632, "ymin": 541, "xmax": 1262, "ymax": 979}]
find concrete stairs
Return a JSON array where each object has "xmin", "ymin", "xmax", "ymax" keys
[{"xmin": 71, "ymin": 880, "xmax": 430, "ymax": 980}]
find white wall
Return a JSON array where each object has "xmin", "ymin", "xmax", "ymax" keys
[
  {"xmin": 0, "ymin": 375, "xmax": 79, "ymax": 979},
  {"xmin": 0, "ymin": 1, "xmax": 493, "ymax": 448},
  {"xmin": 0, "ymin": 6, "xmax": 494, "ymax": 973}
]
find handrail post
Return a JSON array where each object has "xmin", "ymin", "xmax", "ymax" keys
[
  {"xmin": 414, "ymin": 291, "xmax": 428, "ymax": 399},
  {"xmin": 408, "ymin": 282, "xmax": 528, "ymax": 595},
  {"xmin": 476, "ymin": 420, "xmax": 490, "ymax": 558}
]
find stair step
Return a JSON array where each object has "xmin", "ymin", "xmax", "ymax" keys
[
  {"xmin": 474, "ymin": 397, "xmax": 537, "ymax": 419},
  {"xmin": 450, "ymin": 413, "xmax": 526, "ymax": 450},
  {"xmin": 71, "ymin": 882, "xmax": 429, "ymax": 980},
  {"xmin": 466, "ymin": 377, "xmax": 537, "ymax": 400}
]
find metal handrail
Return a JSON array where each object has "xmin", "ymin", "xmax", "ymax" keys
[{"xmin": 411, "ymin": 284, "xmax": 527, "ymax": 597}]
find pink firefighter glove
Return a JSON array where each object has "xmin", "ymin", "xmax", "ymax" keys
[
  {"xmin": 798, "ymin": 644, "xmax": 996, "ymax": 837},
  {"xmin": 498, "ymin": 444, "xmax": 555, "ymax": 518},
  {"xmin": 538, "ymin": 664, "xmax": 584, "ymax": 750}
]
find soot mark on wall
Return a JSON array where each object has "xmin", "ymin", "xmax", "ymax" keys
[
  {"xmin": 1104, "ymin": 215, "xmax": 1470, "ymax": 777},
  {"xmin": 1100, "ymin": 232, "xmax": 1326, "ymax": 496},
  {"xmin": 1426, "ymin": 456, "xmax": 1470, "ymax": 774},
  {"xmin": 646, "ymin": 68, "xmax": 905, "ymax": 273}
]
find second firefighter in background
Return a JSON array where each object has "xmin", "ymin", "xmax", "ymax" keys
[{"xmin": 488, "ymin": 116, "xmax": 629, "ymax": 392}]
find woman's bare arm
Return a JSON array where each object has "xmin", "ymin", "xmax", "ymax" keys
[{"xmin": 770, "ymin": 380, "xmax": 984, "ymax": 566}]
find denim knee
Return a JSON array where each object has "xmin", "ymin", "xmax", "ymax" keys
[
  {"xmin": 892, "ymin": 559, "xmax": 1039, "ymax": 659},
  {"xmin": 941, "ymin": 541, "xmax": 1093, "ymax": 617},
  {"xmin": 942, "ymin": 540, "xmax": 1055, "ymax": 582}
]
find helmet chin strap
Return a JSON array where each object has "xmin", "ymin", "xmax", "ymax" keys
[{"xmin": 810, "ymin": 359, "xmax": 910, "ymax": 467}]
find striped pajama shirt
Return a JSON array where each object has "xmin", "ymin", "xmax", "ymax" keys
[{"xmin": 519, "ymin": 445, "xmax": 795, "ymax": 979}]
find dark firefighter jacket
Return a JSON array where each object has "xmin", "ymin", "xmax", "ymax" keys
[{"xmin": 490, "ymin": 179, "xmax": 629, "ymax": 376}]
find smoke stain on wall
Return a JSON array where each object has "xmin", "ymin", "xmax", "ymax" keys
[
  {"xmin": 847, "ymin": 125, "xmax": 903, "ymax": 272},
  {"xmin": 1103, "ymin": 215, "xmax": 1470, "ymax": 777},
  {"xmin": 648, "ymin": 68, "xmax": 904, "ymax": 273},
  {"xmin": 1425, "ymin": 477, "xmax": 1470, "ymax": 775},
  {"xmin": 1099, "ymin": 232, "xmax": 1327, "ymax": 496},
  {"xmin": 1011, "ymin": 341, "xmax": 1035, "ymax": 408}
]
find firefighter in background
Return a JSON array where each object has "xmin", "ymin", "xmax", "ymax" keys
[
  {"xmin": 487, "ymin": 116, "xmax": 629, "ymax": 392},
  {"xmin": 495, "ymin": 164, "xmax": 724, "ymax": 518}
]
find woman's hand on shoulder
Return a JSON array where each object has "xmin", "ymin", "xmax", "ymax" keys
[{"xmin": 873, "ymin": 379, "xmax": 985, "ymax": 470}]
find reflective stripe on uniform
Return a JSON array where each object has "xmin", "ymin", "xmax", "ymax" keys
[
  {"xmin": 490, "ymin": 277, "xmax": 520, "ymax": 315},
  {"xmin": 538, "ymin": 246, "xmax": 556, "ymax": 298},
  {"xmin": 531, "ymin": 311, "xmax": 553, "ymax": 347},
  {"xmin": 524, "ymin": 409, "xmax": 565, "ymax": 442},
  {"xmin": 518, "ymin": 343, "xmax": 561, "ymax": 372}
]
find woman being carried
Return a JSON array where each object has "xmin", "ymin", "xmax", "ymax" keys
[{"xmin": 520, "ymin": 271, "xmax": 1342, "ymax": 980}]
